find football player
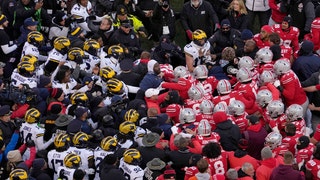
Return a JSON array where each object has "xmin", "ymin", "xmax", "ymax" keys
[{"xmin": 119, "ymin": 148, "xmax": 144, "ymax": 180}]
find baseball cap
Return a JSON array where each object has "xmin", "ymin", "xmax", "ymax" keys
[
  {"xmin": 24, "ymin": 17, "xmax": 38, "ymax": 26},
  {"xmin": 117, "ymin": 5, "xmax": 128, "ymax": 15},
  {"xmin": 145, "ymin": 88, "xmax": 160, "ymax": 98},
  {"xmin": 120, "ymin": 19, "xmax": 132, "ymax": 28}
]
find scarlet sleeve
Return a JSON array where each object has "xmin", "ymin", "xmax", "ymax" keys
[
  {"xmin": 188, "ymin": 139, "xmax": 202, "ymax": 154},
  {"xmin": 269, "ymin": 0, "xmax": 280, "ymax": 11},
  {"xmin": 281, "ymin": 75, "xmax": 296, "ymax": 101},
  {"xmin": 266, "ymin": 83, "xmax": 281, "ymax": 100},
  {"xmin": 24, "ymin": 146, "xmax": 36, "ymax": 168}
]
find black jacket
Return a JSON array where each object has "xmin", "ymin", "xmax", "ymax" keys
[
  {"xmin": 100, "ymin": 164, "xmax": 127, "ymax": 180},
  {"xmin": 181, "ymin": 0, "xmax": 219, "ymax": 38},
  {"xmin": 166, "ymin": 149, "xmax": 195, "ymax": 180},
  {"xmin": 137, "ymin": 146, "xmax": 167, "ymax": 169},
  {"xmin": 209, "ymin": 28, "xmax": 241, "ymax": 54},
  {"xmin": 214, "ymin": 120, "xmax": 241, "ymax": 151}
]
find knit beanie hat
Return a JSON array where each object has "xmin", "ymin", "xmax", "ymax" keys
[
  {"xmin": 51, "ymin": 88, "xmax": 64, "ymax": 99},
  {"xmin": 38, "ymin": 75, "xmax": 51, "ymax": 88},
  {"xmin": 48, "ymin": 102, "xmax": 62, "ymax": 114},
  {"xmin": 301, "ymin": 40, "xmax": 314, "ymax": 54},
  {"xmin": 241, "ymin": 29, "xmax": 253, "ymax": 40},
  {"xmin": 7, "ymin": 150, "xmax": 22, "ymax": 163},
  {"xmin": 282, "ymin": 16, "xmax": 292, "ymax": 26},
  {"xmin": 0, "ymin": 14, "xmax": 7, "ymax": 25},
  {"xmin": 32, "ymin": 158, "xmax": 45, "ymax": 169},
  {"xmin": 90, "ymin": 96, "xmax": 104, "ymax": 108},
  {"xmin": 221, "ymin": 19, "xmax": 231, "ymax": 27},
  {"xmin": 163, "ymin": 166, "xmax": 176, "ymax": 179},
  {"xmin": 213, "ymin": 111, "xmax": 228, "ymax": 124}
]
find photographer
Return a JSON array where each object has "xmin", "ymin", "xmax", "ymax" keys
[{"xmin": 151, "ymin": 0, "xmax": 176, "ymax": 41}]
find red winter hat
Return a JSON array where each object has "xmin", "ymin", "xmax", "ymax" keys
[
  {"xmin": 50, "ymin": 88, "xmax": 64, "ymax": 99},
  {"xmin": 213, "ymin": 111, "xmax": 228, "ymax": 124},
  {"xmin": 261, "ymin": 25, "xmax": 272, "ymax": 34}
]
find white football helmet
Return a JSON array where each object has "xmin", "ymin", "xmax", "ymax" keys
[
  {"xmin": 173, "ymin": 66, "xmax": 188, "ymax": 79},
  {"xmin": 199, "ymin": 99, "xmax": 214, "ymax": 114},
  {"xmin": 266, "ymin": 100, "xmax": 285, "ymax": 118},
  {"xmin": 193, "ymin": 65, "xmax": 208, "ymax": 79},
  {"xmin": 256, "ymin": 89, "xmax": 273, "ymax": 107},
  {"xmin": 273, "ymin": 58, "xmax": 291, "ymax": 76},
  {"xmin": 260, "ymin": 70, "xmax": 276, "ymax": 84},
  {"xmin": 179, "ymin": 108, "xmax": 196, "ymax": 124},
  {"xmin": 238, "ymin": 56, "xmax": 254, "ymax": 70},
  {"xmin": 197, "ymin": 119, "xmax": 212, "ymax": 136},
  {"xmin": 217, "ymin": 79, "xmax": 231, "ymax": 95},
  {"xmin": 188, "ymin": 85, "xmax": 204, "ymax": 100},
  {"xmin": 213, "ymin": 101, "xmax": 229, "ymax": 113},
  {"xmin": 236, "ymin": 67, "xmax": 252, "ymax": 82},
  {"xmin": 265, "ymin": 132, "xmax": 282, "ymax": 150},
  {"xmin": 228, "ymin": 100, "xmax": 245, "ymax": 116},
  {"xmin": 255, "ymin": 47, "xmax": 273, "ymax": 64},
  {"xmin": 286, "ymin": 104, "xmax": 304, "ymax": 121}
]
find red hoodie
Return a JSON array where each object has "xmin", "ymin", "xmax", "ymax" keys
[{"xmin": 256, "ymin": 158, "xmax": 281, "ymax": 180}]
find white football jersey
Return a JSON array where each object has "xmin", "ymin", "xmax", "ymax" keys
[
  {"xmin": 10, "ymin": 69, "xmax": 37, "ymax": 88},
  {"xmin": 57, "ymin": 166, "xmax": 76, "ymax": 180},
  {"xmin": 52, "ymin": 78, "xmax": 79, "ymax": 96},
  {"xmin": 20, "ymin": 123, "xmax": 45, "ymax": 149},
  {"xmin": 134, "ymin": 126, "xmax": 146, "ymax": 147},
  {"xmin": 119, "ymin": 158, "xmax": 144, "ymax": 180},
  {"xmin": 69, "ymin": 146, "xmax": 94, "ymax": 180},
  {"xmin": 184, "ymin": 41, "xmax": 211, "ymax": 67},
  {"xmin": 84, "ymin": 52, "xmax": 101, "ymax": 73},
  {"xmin": 100, "ymin": 52, "xmax": 121, "ymax": 74},
  {"xmin": 71, "ymin": 1, "xmax": 92, "ymax": 20},
  {"xmin": 93, "ymin": 147, "xmax": 114, "ymax": 180},
  {"xmin": 45, "ymin": 48, "xmax": 68, "ymax": 66},
  {"xmin": 21, "ymin": 42, "xmax": 39, "ymax": 59},
  {"xmin": 48, "ymin": 148, "xmax": 73, "ymax": 180}
]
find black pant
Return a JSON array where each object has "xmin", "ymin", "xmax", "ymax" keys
[{"xmin": 246, "ymin": 9, "xmax": 271, "ymax": 33}]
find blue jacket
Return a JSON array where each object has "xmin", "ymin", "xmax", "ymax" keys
[
  {"xmin": 292, "ymin": 54, "xmax": 320, "ymax": 82},
  {"xmin": 139, "ymin": 73, "xmax": 163, "ymax": 91},
  {"xmin": 0, "ymin": 131, "xmax": 19, "ymax": 163}
]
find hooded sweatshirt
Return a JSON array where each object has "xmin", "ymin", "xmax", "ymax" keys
[
  {"xmin": 270, "ymin": 164, "xmax": 304, "ymax": 180},
  {"xmin": 256, "ymin": 158, "xmax": 280, "ymax": 180}
]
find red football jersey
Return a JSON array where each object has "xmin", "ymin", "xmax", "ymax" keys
[
  {"xmin": 195, "ymin": 132, "xmax": 221, "ymax": 147},
  {"xmin": 204, "ymin": 151, "xmax": 228, "ymax": 175},
  {"xmin": 272, "ymin": 24, "xmax": 299, "ymax": 53},
  {"xmin": 193, "ymin": 76, "xmax": 218, "ymax": 96},
  {"xmin": 282, "ymin": 133, "xmax": 302, "ymax": 155},
  {"xmin": 296, "ymin": 143, "xmax": 315, "ymax": 164},
  {"xmin": 306, "ymin": 159, "xmax": 320, "ymax": 180}
]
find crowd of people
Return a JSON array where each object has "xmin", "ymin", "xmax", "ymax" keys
[{"xmin": 0, "ymin": 0, "xmax": 320, "ymax": 179}]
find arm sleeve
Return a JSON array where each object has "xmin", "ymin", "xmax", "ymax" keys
[
  {"xmin": 1, "ymin": 44, "xmax": 17, "ymax": 54},
  {"xmin": 35, "ymin": 133, "xmax": 54, "ymax": 150},
  {"xmin": 304, "ymin": 3, "xmax": 315, "ymax": 32},
  {"xmin": 268, "ymin": 0, "xmax": 279, "ymax": 11},
  {"xmin": 1, "ymin": 131, "xmax": 20, "ymax": 162},
  {"xmin": 24, "ymin": 146, "xmax": 36, "ymax": 168},
  {"xmin": 281, "ymin": 77, "xmax": 296, "ymax": 101},
  {"xmin": 188, "ymin": 139, "xmax": 202, "ymax": 154},
  {"xmin": 180, "ymin": 5, "xmax": 190, "ymax": 31}
]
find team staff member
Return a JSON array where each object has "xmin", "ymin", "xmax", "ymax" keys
[
  {"xmin": 0, "ymin": 105, "xmax": 15, "ymax": 145},
  {"xmin": 0, "ymin": 15, "xmax": 19, "ymax": 79},
  {"xmin": 181, "ymin": 0, "xmax": 219, "ymax": 42}
]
